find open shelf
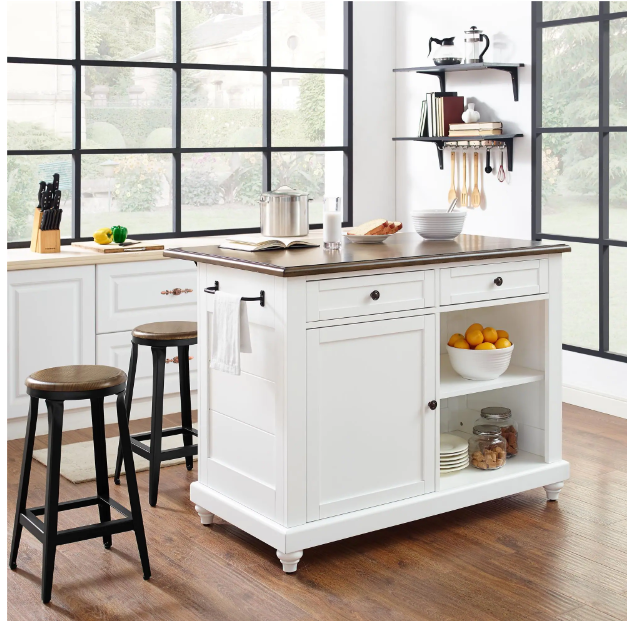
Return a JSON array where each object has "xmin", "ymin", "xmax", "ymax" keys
[
  {"xmin": 393, "ymin": 134, "xmax": 523, "ymax": 171},
  {"xmin": 440, "ymin": 354, "xmax": 543, "ymax": 399},
  {"xmin": 440, "ymin": 434, "xmax": 548, "ymax": 492},
  {"xmin": 394, "ymin": 62, "xmax": 525, "ymax": 101}
]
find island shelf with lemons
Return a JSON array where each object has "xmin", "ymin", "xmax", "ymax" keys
[{"xmin": 164, "ymin": 234, "xmax": 570, "ymax": 573}]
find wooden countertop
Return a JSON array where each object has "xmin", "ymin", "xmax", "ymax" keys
[
  {"xmin": 6, "ymin": 234, "xmax": 234, "ymax": 271},
  {"xmin": 163, "ymin": 234, "xmax": 571, "ymax": 277}
]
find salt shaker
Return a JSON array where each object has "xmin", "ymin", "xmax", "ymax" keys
[{"xmin": 323, "ymin": 197, "xmax": 342, "ymax": 250}]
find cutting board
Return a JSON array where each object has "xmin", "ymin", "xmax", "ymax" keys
[{"xmin": 71, "ymin": 239, "xmax": 165, "ymax": 253}]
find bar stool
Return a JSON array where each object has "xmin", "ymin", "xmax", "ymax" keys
[
  {"xmin": 9, "ymin": 365, "xmax": 151, "ymax": 604},
  {"xmin": 114, "ymin": 321, "xmax": 198, "ymax": 507}
]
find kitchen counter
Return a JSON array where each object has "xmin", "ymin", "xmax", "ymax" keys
[
  {"xmin": 164, "ymin": 234, "xmax": 570, "ymax": 277},
  {"xmin": 168, "ymin": 233, "xmax": 570, "ymax": 573}
]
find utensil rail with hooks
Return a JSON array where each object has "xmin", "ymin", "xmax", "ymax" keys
[
  {"xmin": 393, "ymin": 134, "xmax": 522, "ymax": 171},
  {"xmin": 204, "ymin": 281, "xmax": 265, "ymax": 307}
]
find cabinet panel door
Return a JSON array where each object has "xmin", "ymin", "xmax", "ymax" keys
[
  {"xmin": 7, "ymin": 266, "xmax": 96, "ymax": 418},
  {"xmin": 96, "ymin": 260, "xmax": 197, "ymax": 334},
  {"xmin": 96, "ymin": 331, "xmax": 197, "ymax": 400},
  {"xmin": 307, "ymin": 314, "xmax": 436, "ymax": 521}
]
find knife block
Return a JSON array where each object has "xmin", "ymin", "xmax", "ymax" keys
[{"xmin": 30, "ymin": 208, "xmax": 61, "ymax": 253}]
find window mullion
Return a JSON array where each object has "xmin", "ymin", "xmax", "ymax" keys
[
  {"xmin": 262, "ymin": 1, "xmax": 271, "ymax": 192},
  {"xmin": 600, "ymin": 1, "xmax": 610, "ymax": 353},
  {"xmin": 173, "ymin": 1, "xmax": 182, "ymax": 234},
  {"xmin": 73, "ymin": 0, "xmax": 81, "ymax": 240}
]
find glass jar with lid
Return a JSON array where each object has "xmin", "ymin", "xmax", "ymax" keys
[
  {"xmin": 469, "ymin": 424, "xmax": 507, "ymax": 470},
  {"xmin": 474, "ymin": 407, "xmax": 518, "ymax": 458}
]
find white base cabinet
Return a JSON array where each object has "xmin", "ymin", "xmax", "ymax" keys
[{"xmin": 190, "ymin": 253, "xmax": 570, "ymax": 573}]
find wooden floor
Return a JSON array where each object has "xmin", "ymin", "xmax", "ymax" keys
[{"xmin": 6, "ymin": 404, "xmax": 627, "ymax": 621}]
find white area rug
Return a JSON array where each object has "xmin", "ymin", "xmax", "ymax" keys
[{"xmin": 32, "ymin": 432, "xmax": 198, "ymax": 484}]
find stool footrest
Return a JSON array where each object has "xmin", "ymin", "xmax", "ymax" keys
[
  {"xmin": 131, "ymin": 426, "xmax": 198, "ymax": 442},
  {"xmin": 130, "ymin": 426, "xmax": 198, "ymax": 463},
  {"xmin": 19, "ymin": 495, "xmax": 135, "ymax": 546}
]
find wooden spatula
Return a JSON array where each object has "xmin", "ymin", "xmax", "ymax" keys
[
  {"xmin": 471, "ymin": 151, "xmax": 481, "ymax": 208},
  {"xmin": 448, "ymin": 151, "xmax": 457, "ymax": 203},
  {"xmin": 460, "ymin": 151, "xmax": 468, "ymax": 207}
]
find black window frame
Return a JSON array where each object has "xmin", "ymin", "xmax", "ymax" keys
[
  {"xmin": 532, "ymin": 1, "xmax": 627, "ymax": 363},
  {"xmin": 7, "ymin": 1, "xmax": 353, "ymax": 248}
]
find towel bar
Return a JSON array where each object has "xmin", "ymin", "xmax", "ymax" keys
[{"xmin": 204, "ymin": 281, "xmax": 265, "ymax": 307}]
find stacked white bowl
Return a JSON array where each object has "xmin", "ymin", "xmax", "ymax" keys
[
  {"xmin": 411, "ymin": 209, "xmax": 466, "ymax": 240},
  {"xmin": 447, "ymin": 343, "xmax": 515, "ymax": 381}
]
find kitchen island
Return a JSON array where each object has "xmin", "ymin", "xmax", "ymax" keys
[{"xmin": 164, "ymin": 234, "xmax": 570, "ymax": 572}]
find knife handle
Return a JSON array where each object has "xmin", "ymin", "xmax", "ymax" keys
[
  {"xmin": 52, "ymin": 173, "xmax": 60, "ymax": 194},
  {"xmin": 52, "ymin": 190, "xmax": 61, "ymax": 210},
  {"xmin": 38, "ymin": 181, "xmax": 47, "ymax": 209}
]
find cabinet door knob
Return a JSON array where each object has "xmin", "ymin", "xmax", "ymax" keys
[
  {"xmin": 428, "ymin": 400, "xmax": 438, "ymax": 411},
  {"xmin": 494, "ymin": 277, "xmax": 503, "ymax": 286},
  {"xmin": 165, "ymin": 356, "xmax": 193, "ymax": 364},
  {"xmin": 161, "ymin": 288, "xmax": 193, "ymax": 296},
  {"xmin": 370, "ymin": 290, "xmax": 380, "ymax": 301}
]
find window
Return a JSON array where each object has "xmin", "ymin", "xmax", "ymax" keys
[
  {"xmin": 7, "ymin": 1, "xmax": 353, "ymax": 246},
  {"xmin": 533, "ymin": 1, "xmax": 627, "ymax": 361}
]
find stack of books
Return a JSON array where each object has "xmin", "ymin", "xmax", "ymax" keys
[
  {"xmin": 448, "ymin": 122, "xmax": 503, "ymax": 137},
  {"xmin": 419, "ymin": 93, "xmax": 464, "ymax": 138}
]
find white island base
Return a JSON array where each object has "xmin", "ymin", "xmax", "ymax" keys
[{"xmin": 165, "ymin": 234, "xmax": 571, "ymax": 573}]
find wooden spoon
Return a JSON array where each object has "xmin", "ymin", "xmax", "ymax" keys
[
  {"xmin": 471, "ymin": 151, "xmax": 481, "ymax": 208},
  {"xmin": 460, "ymin": 151, "xmax": 468, "ymax": 207},
  {"xmin": 448, "ymin": 151, "xmax": 457, "ymax": 203}
]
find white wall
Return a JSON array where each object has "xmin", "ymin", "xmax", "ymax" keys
[
  {"xmin": 395, "ymin": 2, "xmax": 532, "ymax": 238},
  {"xmin": 353, "ymin": 1, "xmax": 396, "ymax": 224}
]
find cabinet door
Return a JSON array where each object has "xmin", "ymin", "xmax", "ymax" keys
[
  {"xmin": 7, "ymin": 266, "xmax": 96, "ymax": 418},
  {"xmin": 307, "ymin": 314, "xmax": 436, "ymax": 521},
  {"xmin": 96, "ymin": 331, "xmax": 197, "ymax": 400}
]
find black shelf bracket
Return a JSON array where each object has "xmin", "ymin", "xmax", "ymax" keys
[{"xmin": 492, "ymin": 66, "xmax": 520, "ymax": 101}]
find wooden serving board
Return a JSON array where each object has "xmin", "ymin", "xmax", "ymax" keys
[{"xmin": 71, "ymin": 239, "xmax": 165, "ymax": 253}]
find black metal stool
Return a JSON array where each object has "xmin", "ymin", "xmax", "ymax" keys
[
  {"xmin": 114, "ymin": 321, "xmax": 198, "ymax": 507},
  {"xmin": 9, "ymin": 365, "xmax": 151, "ymax": 604}
]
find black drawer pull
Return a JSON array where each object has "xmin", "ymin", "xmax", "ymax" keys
[
  {"xmin": 494, "ymin": 277, "xmax": 503, "ymax": 286},
  {"xmin": 370, "ymin": 290, "xmax": 380, "ymax": 301},
  {"xmin": 428, "ymin": 400, "xmax": 438, "ymax": 411}
]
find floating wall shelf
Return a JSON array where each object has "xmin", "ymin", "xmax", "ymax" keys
[
  {"xmin": 394, "ymin": 62, "xmax": 525, "ymax": 101},
  {"xmin": 393, "ymin": 134, "xmax": 523, "ymax": 171}
]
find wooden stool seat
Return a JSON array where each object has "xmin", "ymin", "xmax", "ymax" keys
[
  {"xmin": 132, "ymin": 321, "xmax": 197, "ymax": 342},
  {"xmin": 25, "ymin": 365, "xmax": 126, "ymax": 394}
]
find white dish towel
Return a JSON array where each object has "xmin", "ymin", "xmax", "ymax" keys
[{"xmin": 210, "ymin": 291, "xmax": 252, "ymax": 375}]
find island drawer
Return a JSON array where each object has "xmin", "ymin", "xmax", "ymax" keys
[
  {"xmin": 440, "ymin": 259, "xmax": 548, "ymax": 306},
  {"xmin": 306, "ymin": 270, "xmax": 435, "ymax": 322},
  {"xmin": 96, "ymin": 260, "xmax": 197, "ymax": 334}
]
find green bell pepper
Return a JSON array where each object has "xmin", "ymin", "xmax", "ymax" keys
[{"xmin": 111, "ymin": 225, "xmax": 128, "ymax": 244}]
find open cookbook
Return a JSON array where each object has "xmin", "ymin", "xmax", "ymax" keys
[{"xmin": 219, "ymin": 236, "xmax": 320, "ymax": 252}]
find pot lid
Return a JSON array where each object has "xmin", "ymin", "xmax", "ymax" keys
[{"xmin": 262, "ymin": 185, "xmax": 308, "ymax": 197}]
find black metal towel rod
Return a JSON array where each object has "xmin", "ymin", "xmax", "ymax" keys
[{"xmin": 204, "ymin": 281, "xmax": 265, "ymax": 307}]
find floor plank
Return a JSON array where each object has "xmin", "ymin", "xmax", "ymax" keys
[{"xmin": 7, "ymin": 404, "xmax": 627, "ymax": 620}]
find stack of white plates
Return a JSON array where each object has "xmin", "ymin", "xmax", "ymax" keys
[{"xmin": 440, "ymin": 433, "xmax": 469, "ymax": 473}]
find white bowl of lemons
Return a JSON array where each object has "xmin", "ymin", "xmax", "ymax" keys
[{"xmin": 447, "ymin": 324, "xmax": 514, "ymax": 381}]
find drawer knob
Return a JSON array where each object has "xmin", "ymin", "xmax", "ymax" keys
[
  {"xmin": 161, "ymin": 288, "xmax": 193, "ymax": 296},
  {"xmin": 370, "ymin": 290, "xmax": 380, "ymax": 301},
  {"xmin": 428, "ymin": 400, "xmax": 438, "ymax": 411},
  {"xmin": 494, "ymin": 277, "xmax": 503, "ymax": 287},
  {"xmin": 165, "ymin": 356, "xmax": 194, "ymax": 364}
]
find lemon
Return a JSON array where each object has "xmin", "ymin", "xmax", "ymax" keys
[
  {"xmin": 465, "ymin": 323, "xmax": 483, "ymax": 340},
  {"xmin": 448, "ymin": 333, "xmax": 465, "ymax": 347},
  {"xmin": 482, "ymin": 327, "xmax": 498, "ymax": 344},
  {"xmin": 453, "ymin": 339, "xmax": 471, "ymax": 349},
  {"xmin": 495, "ymin": 337, "xmax": 512, "ymax": 349},
  {"xmin": 496, "ymin": 329, "xmax": 509, "ymax": 340},
  {"xmin": 466, "ymin": 329, "xmax": 484, "ymax": 347},
  {"xmin": 475, "ymin": 342, "xmax": 496, "ymax": 350}
]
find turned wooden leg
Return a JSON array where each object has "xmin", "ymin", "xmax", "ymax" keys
[
  {"xmin": 195, "ymin": 505, "xmax": 214, "ymax": 525},
  {"xmin": 276, "ymin": 550, "xmax": 303, "ymax": 573},
  {"xmin": 544, "ymin": 481, "xmax": 564, "ymax": 501}
]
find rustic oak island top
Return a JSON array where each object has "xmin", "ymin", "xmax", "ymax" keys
[{"xmin": 164, "ymin": 233, "xmax": 571, "ymax": 277}]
